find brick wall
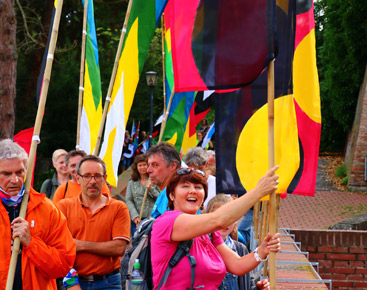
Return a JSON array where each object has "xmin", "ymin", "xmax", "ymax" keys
[
  {"xmin": 345, "ymin": 65, "xmax": 367, "ymax": 191},
  {"xmin": 290, "ymin": 229, "xmax": 367, "ymax": 290}
]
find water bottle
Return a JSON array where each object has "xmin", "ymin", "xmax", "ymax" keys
[{"xmin": 130, "ymin": 258, "xmax": 144, "ymax": 290}]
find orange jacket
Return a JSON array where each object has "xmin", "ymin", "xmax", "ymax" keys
[{"xmin": 0, "ymin": 188, "xmax": 76, "ymax": 290}]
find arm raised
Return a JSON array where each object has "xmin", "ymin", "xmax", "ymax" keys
[{"xmin": 171, "ymin": 166, "xmax": 279, "ymax": 242}]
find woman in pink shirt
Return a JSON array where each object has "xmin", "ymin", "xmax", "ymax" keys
[{"xmin": 151, "ymin": 167, "xmax": 281, "ymax": 289}]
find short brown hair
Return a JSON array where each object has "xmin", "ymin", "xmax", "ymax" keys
[
  {"xmin": 76, "ymin": 155, "xmax": 107, "ymax": 176},
  {"xmin": 65, "ymin": 149, "xmax": 87, "ymax": 166},
  {"xmin": 166, "ymin": 168, "xmax": 208, "ymax": 210}
]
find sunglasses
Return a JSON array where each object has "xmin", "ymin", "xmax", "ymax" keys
[{"xmin": 177, "ymin": 167, "xmax": 205, "ymax": 177}]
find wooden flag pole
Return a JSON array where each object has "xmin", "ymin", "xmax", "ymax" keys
[
  {"xmin": 161, "ymin": 14, "xmax": 166, "ymax": 116},
  {"xmin": 139, "ymin": 183, "xmax": 152, "ymax": 220},
  {"xmin": 158, "ymin": 86, "xmax": 175, "ymax": 143},
  {"xmin": 5, "ymin": 0, "xmax": 64, "ymax": 288},
  {"xmin": 253, "ymin": 201, "xmax": 261, "ymax": 240},
  {"xmin": 267, "ymin": 59, "xmax": 278, "ymax": 289},
  {"xmin": 93, "ymin": 0, "xmax": 133, "ymax": 155},
  {"xmin": 76, "ymin": 0, "xmax": 89, "ymax": 149}
]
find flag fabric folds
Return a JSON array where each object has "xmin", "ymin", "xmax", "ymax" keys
[
  {"xmin": 79, "ymin": 0, "xmax": 103, "ymax": 154},
  {"xmin": 201, "ymin": 122, "xmax": 215, "ymax": 149},
  {"xmin": 167, "ymin": 0, "xmax": 276, "ymax": 92},
  {"xmin": 159, "ymin": 7, "xmax": 195, "ymax": 152},
  {"xmin": 215, "ymin": 0, "xmax": 321, "ymax": 197},
  {"xmin": 99, "ymin": 0, "xmax": 168, "ymax": 187},
  {"xmin": 14, "ymin": 128, "xmax": 36, "ymax": 186}
]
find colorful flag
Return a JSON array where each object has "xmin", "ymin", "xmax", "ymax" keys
[
  {"xmin": 36, "ymin": 1, "xmax": 57, "ymax": 104},
  {"xmin": 79, "ymin": 0, "xmax": 103, "ymax": 154},
  {"xmin": 201, "ymin": 122, "xmax": 215, "ymax": 149},
  {"xmin": 152, "ymin": 114, "xmax": 163, "ymax": 139},
  {"xmin": 99, "ymin": 0, "xmax": 168, "ymax": 187},
  {"xmin": 159, "ymin": 8, "xmax": 195, "ymax": 152},
  {"xmin": 181, "ymin": 90, "xmax": 214, "ymax": 154},
  {"xmin": 216, "ymin": 0, "xmax": 321, "ymax": 197},
  {"xmin": 167, "ymin": 0, "xmax": 276, "ymax": 92}
]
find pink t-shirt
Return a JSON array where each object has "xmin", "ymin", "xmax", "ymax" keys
[{"xmin": 151, "ymin": 210, "xmax": 226, "ymax": 289}]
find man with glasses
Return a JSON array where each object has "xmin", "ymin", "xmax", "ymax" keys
[
  {"xmin": 58, "ymin": 155, "xmax": 130, "ymax": 290},
  {"xmin": 53, "ymin": 150, "xmax": 110, "ymax": 204}
]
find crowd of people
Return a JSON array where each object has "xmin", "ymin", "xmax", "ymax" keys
[{"xmin": 0, "ymin": 136, "xmax": 280, "ymax": 290}]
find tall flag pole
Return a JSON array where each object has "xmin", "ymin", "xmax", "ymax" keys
[
  {"xmin": 158, "ymin": 2, "xmax": 196, "ymax": 151},
  {"xmin": 161, "ymin": 14, "xmax": 166, "ymax": 116},
  {"xmin": 98, "ymin": 0, "xmax": 168, "ymax": 187},
  {"xmin": 78, "ymin": 0, "xmax": 103, "ymax": 154},
  {"xmin": 76, "ymin": 0, "xmax": 88, "ymax": 150},
  {"xmin": 267, "ymin": 59, "xmax": 277, "ymax": 289},
  {"xmin": 93, "ymin": 0, "xmax": 134, "ymax": 156},
  {"xmin": 5, "ymin": 0, "xmax": 64, "ymax": 288}
]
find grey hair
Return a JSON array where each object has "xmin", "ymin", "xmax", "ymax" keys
[
  {"xmin": 0, "ymin": 139, "xmax": 28, "ymax": 167},
  {"xmin": 147, "ymin": 142, "xmax": 180, "ymax": 169},
  {"xmin": 184, "ymin": 147, "xmax": 208, "ymax": 167},
  {"xmin": 207, "ymin": 150, "xmax": 215, "ymax": 158}
]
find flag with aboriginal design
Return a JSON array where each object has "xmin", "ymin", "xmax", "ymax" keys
[
  {"xmin": 167, "ymin": 0, "xmax": 277, "ymax": 92},
  {"xmin": 215, "ymin": 0, "xmax": 321, "ymax": 197}
]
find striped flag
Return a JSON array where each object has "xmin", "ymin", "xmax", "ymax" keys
[
  {"xmin": 79, "ymin": 0, "xmax": 103, "ymax": 154},
  {"xmin": 99, "ymin": 0, "xmax": 168, "ymax": 187}
]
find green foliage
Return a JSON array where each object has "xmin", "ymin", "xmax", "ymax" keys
[
  {"xmin": 335, "ymin": 164, "xmax": 347, "ymax": 178},
  {"xmin": 341, "ymin": 176, "xmax": 348, "ymax": 186},
  {"xmin": 34, "ymin": 168, "xmax": 54, "ymax": 192},
  {"xmin": 318, "ymin": 0, "xmax": 367, "ymax": 151}
]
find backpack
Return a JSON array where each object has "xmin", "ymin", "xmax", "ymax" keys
[{"xmin": 122, "ymin": 217, "xmax": 197, "ymax": 290}]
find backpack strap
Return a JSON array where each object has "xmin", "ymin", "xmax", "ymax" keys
[
  {"xmin": 46, "ymin": 179, "xmax": 53, "ymax": 198},
  {"xmin": 157, "ymin": 239, "xmax": 196, "ymax": 290}
]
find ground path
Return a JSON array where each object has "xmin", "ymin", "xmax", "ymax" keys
[{"xmin": 279, "ymin": 156, "xmax": 367, "ymax": 230}]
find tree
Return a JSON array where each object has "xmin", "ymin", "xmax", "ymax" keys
[
  {"xmin": 0, "ymin": 0, "xmax": 17, "ymax": 139},
  {"xmin": 318, "ymin": 0, "xmax": 367, "ymax": 151}
]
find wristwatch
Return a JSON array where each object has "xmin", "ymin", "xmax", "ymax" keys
[{"xmin": 254, "ymin": 247, "xmax": 269, "ymax": 262}]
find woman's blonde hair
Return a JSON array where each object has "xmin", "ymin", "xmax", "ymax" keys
[
  {"xmin": 206, "ymin": 194, "xmax": 238, "ymax": 241},
  {"xmin": 205, "ymin": 194, "xmax": 232, "ymax": 213}
]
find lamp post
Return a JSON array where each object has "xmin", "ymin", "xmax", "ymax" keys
[{"xmin": 145, "ymin": 71, "xmax": 158, "ymax": 148}]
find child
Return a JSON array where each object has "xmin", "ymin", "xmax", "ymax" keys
[{"xmin": 206, "ymin": 194, "xmax": 270, "ymax": 290}]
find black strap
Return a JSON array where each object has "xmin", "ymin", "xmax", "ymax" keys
[
  {"xmin": 157, "ymin": 240, "xmax": 196, "ymax": 290},
  {"xmin": 63, "ymin": 181, "xmax": 69, "ymax": 198},
  {"xmin": 46, "ymin": 179, "xmax": 53, "ymax": 198}
]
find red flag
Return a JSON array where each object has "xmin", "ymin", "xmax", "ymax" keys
[
  {"xmin": 14, "ymin": 127, "xmax": 36, "ymax": 186},
  {"xmin": 166, "ymin": 0, "xmax": 276, "ymax": 92}
]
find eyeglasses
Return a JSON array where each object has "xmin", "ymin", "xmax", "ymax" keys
[
  {"xmin": 78, "ymin": 174, "xmax": 104, "ymax": 182},
  {"xmin": 177, "ymin": 168, "xmax": 205, "ymax": 177}
]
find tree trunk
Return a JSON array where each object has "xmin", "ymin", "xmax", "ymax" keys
[{"xmin": 0, "ymin": 0, "xmax": 17, "ymax": 139}]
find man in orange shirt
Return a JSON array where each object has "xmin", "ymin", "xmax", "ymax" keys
[
  {"xmin": 58, "ymin": 155, "xmax": 130, "ymax": 289},
  {"xmin": 0, "ymin": 139, "xmax": 75, "ymax": 290},
  {"xmin": 53, "ymin": 150, "xmax": 110, "ymax": 204}
]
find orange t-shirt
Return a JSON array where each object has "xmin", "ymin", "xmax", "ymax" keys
[
  {"xmin": 57, "ymin": 194, "xmax": 130, "ymax": 276},
  {"xmin": 53, "ymin": 181, "xmax": 110, "ymax": 205}
]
